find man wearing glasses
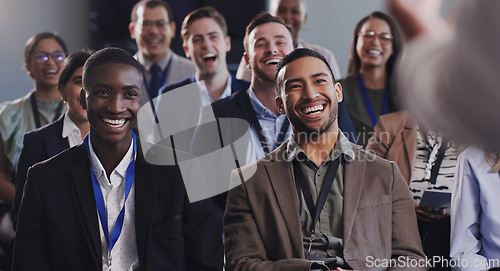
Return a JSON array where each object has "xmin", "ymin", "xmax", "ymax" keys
[{"xmin": 129, "ymin": 0, "xmax": 195, "ymax": 102}]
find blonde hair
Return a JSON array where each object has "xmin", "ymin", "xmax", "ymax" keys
[{"xmin": 486, "ymin": 151, "xmax": 500, "ymax": 172}]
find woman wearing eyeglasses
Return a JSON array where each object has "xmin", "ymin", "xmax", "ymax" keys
[
  {"xmin": 339, "ymin": 11, "xmax": 402, "ymax": 147},
  {"xmin": 0, "ymin": 32, "xmax": 67, "ymax": 267},
  {"xmin": 11, "ymin": 50, "xmax": 92, "ymax": 227}
]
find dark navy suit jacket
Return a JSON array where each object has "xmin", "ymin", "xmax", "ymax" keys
[
  {"xmin": 12, "ymin": 116, "xmax": 70, "ymax": 226},
  {"xmin": 158, "ymin": 73, "xmax": 249, "ymax": 98},
  {"xmin": 13, "ymin": 141, "xmax": 223, "ymax": 270}
]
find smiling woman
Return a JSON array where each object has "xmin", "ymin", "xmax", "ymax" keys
[
  {"xmin": 0, "ymin": 31, "xmax": 68, "ymax": 268},
  {"xmin": 11, "ymin": 50, "xmax": 93, "ymax": 228},
  {"xmin": 339, "ymin": 11, "xmax": 402, "ymax": 147}
]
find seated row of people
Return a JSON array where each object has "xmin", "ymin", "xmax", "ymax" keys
[{"xmin": 1, "ymin": 0, "xmax": 499, "ymax": 270}]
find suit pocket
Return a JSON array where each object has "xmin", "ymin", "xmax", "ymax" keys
[{"xmin": 357, "ymin": 194, "xmax": 390, "ymax": 209}]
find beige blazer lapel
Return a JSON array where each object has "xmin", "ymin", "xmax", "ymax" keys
[
  {"xmin": 265, "ymin": 146, "xmax": 304, "ymax": 257},
  {"xmin": 342, "ymin": 146, "xmax": 366, "ymax": 249},
  {"xmin": 401, "ymin": 113, "xmax": 418, "ymax": 182}
]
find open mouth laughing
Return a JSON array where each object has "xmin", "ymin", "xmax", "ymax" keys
[
  {"xmin": 264, "ymin": 58, "xmax": 281, "ymax": 65},
  {"xmin": 103, "ymin": 118, "xmax": 127, "ymax": 128},
  {"xmin": 299, "ymin": 103, "xmax": 326, "ymax": 119},
  {"xmin": 202, "ymin": 53, "xmax": 217, "ymax": 62}
]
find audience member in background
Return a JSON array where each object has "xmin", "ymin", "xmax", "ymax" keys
[
  {"xmin": 159, "ymin": 6, "xmax": 249, "ymax": 102},
  {"xmin": 212, "ymin": 13, "xmax": 295, "ymax": 166},
  {"xmin": 224, "ymin": 48, "xmax": 425, "ymax": 270},
  {"xmin": 388, "ymin": 0, "xmax": 500, "ymax": 150},
  {"xmin": 13, "ymin": 47, "xmax": 222, "ymax": 270},
  {"xmin": 235, "ymin": 0, "xmax": 341, "ymax": 82},
  {"xmin": 339, "ymin": 11, "xmax": 402, "ymax": 146},
  {"xmin": 366, "ymin": 110, "xmax": 458, "ymax": 239},
  {"xmin": 129, "ymin": 0, "xmax": 195, "ymax": 102},
  {"xmin": 450, "ymin": 147, "xmax": 500, "ymax": 271},
  {"xmin": 12, "ymin": 50, "xmax": 93, "ymax": 226},
  {"xmin": 207, "ymin": 13, "xmax": 295, "ymax": 220},
  {"xmin": 0, "ymin": 32, "xmax": 67, "ymax": 268}
]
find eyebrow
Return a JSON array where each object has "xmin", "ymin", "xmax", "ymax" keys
[
  {"xmin": 283, "ymin": 72, "xmax": 329, "ymax": 87},
  {"xmin": 91, "ymin": 84, "xmax": 140, "ymax": 90},
  {"xmin": 311, "ymin": 72, "xmax": 329, "ymax": 78},
  {"xmin": 284, "ymin": 78, "xmax": 302, "ymax": 87},
  {"xmin": 274, "ymin": 34, "xmax": 288, "ymax": 40},
  {"xmin": 255, "ymin": 34, "xmax": 288, "ymax": 44},
  {"xmin": 34, "ymin": 50, "xmax": 64, "ymax": 54}
]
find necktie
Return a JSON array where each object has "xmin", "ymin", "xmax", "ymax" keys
[{"xmin": 149, "ymin": 63, "xmax": 160, "ymax": 99}]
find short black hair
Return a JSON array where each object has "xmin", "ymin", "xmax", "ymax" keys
[
  {"xmin": 58, "ymin": 49, "xmax": 93, "ymax": 90},
  {"xmin": 82, "ymin": 47, "xmax": 143, "ymax": 90},
  {"xmin": 275, "ymin": 48, "xmax": 335, "ymax": 94}
]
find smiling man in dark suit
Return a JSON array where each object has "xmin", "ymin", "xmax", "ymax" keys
[
  {"xmin": 223, "ymin": 48, "xmax": 425, "ymax": 271},
  {"xmin": 13, "ymin": 47, "xmax": 222, "ymax": 270}
]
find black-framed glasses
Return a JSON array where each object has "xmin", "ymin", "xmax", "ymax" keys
[
  {"xmin": 32, "ymin": 51, "xmax": 66, "ymax": 64},
  {"xmin": 138, "ymin": 19, "xmax": 168, "ymax": 29},
  {"xmin": 359, "ymin": 30, "xmax": 393, "ymax": 44}
]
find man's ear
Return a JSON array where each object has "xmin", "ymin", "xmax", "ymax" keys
[
  {"xmin": 275, "ymin": 96, "xmax": 285, "ymax": 115},
  {"xmin": 79, "ymin": 88, "xmax": 87, "ymax": 109},
  {"xmin": 243, "ymin": 52, "xmax": 250, "ymax": 68},
  {"xmin": 225, "ymin": 36, "xmax": 231, "ymax": 53},
  {"xmin": 335, "ymin": 82, "xmax": 343, "ymax": 103},
  {"xmin": 128, "ymin": 22, "xmax": 136, "ymax": 40},
  {"xmin": 183, "ymin": 44, "xmax": 191, "ymax": 59}
]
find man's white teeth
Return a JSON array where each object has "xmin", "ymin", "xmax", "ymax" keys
[
  {"xmin": 368, "ymin": 50, "xmax": 381, "ymax": 56},
  {"xmin": 303, "ymin": 105, "xmax": 324, "ymax": 114},
  {"xmin": 264, "ymin": 59, "xmax": 281, "ymax": 65},
  {"xmin": 203, "ymin": 54, "xmax": 216, "ymax": 61},
  {"xmin": 103, "ymin": 118, "xmax": 125, "ymax": 127},
  {"xmin": 147, "ymin": 39, "xmax": 161, "ymax": 46}
]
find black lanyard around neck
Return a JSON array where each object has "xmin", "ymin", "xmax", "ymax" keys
[
  {"xmin": 246, "ymin": 93, "xmax": 290, "ymax": 154},
  {"xmin": 30, "ymin": 92, "xmax": 63, "ymax": 128},
  {"xmin": 292, "ymin": 156, "xmax": 341, "ymax": 235}
]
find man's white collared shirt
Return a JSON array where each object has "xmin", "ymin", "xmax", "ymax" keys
[{"xmin": 88, "ymin": 135, "xmax": 138, "ymax": 271}]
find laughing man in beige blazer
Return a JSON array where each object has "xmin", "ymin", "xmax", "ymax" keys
[{"xmin": 223, "ymin": 48, "xmax": 425, "ymax": 271}]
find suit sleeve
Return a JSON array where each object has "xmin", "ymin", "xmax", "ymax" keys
[
  {"xmin": 12, "ymin": 134, "xmax": 39, "ymax": 228},
  {"xmin": 12, "ymin": 166, "xmax": 50, "ymax": 270},
  {"xmin": 388, "ymin": 161, "xmax": 426, "ymax": 271},
  {"xmin": 224, "ymin": 170, "xmax": 320, "ymax": 271},
  {"xmin": 183, "ymin": 190, "xmax": 224, "ymax": 270}
]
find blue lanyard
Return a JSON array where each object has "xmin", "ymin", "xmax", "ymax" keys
[
  {"xmin": 83, "ymin": 132, "xmax": 136, "ymax": 266},
  {"xmin": 356, "ymin": 73, "xmax": 389, "ymax": 127},
  {"xmin": 143, "ymin": 56, "xmax": 172, "ymax": 94}
]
